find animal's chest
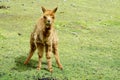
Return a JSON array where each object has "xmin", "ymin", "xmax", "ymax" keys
[{"xmin": 35, "ymin": 30, "xmax": 53, "ymax": 45}]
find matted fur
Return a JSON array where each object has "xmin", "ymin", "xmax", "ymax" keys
[{"xmin": 24, "ymin": 7, "xmax": 63, "ymax": 72}]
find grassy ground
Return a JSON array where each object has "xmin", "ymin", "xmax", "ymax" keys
[{"xmin": 0, "ymin": 0, "xmax": 120, "ymax": 80}]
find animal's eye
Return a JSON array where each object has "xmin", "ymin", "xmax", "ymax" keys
[{"xmin": 43, "ymin": 16, "xmax": 46, "ymax": 19}]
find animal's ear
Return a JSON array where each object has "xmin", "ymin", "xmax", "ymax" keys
[
  {"xmin": 41, "ymin": 6, "xmax": 46, "ymax": 13},
  {"xmin": 52, "ymin": 7, "xmax": 58, "ymax": 13}
]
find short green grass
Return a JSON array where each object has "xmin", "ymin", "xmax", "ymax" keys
[{"xmin": 0, "ymin": 0, "xmax": 120, "ymax": 80}]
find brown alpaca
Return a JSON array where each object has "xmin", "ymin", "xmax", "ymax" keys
[{"xmin": 24, "ymin": 7, "xmax": 63, "ymax": 72}]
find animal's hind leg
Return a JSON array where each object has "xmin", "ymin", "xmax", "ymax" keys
[
  {"xmin": 52, "ymin": 43, "xmax": 63, "ymax": 70},
  {"xmin": 24, "ymin": 42, "xmax": 36, "ymax": 64}
]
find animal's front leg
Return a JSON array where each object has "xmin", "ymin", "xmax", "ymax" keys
[
  {"xmin": 37, "ymin": 43, "xmax": 44, "ymax": 70},
  {"xmin": 52, "ymin": 43, "xmax": 63, "ymax": 70},
  {"xmin": 45, "ymin": 44, "xmax": 52, "ymax": 72}
]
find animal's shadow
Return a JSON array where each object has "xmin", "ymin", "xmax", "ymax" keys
[
  {"xmin": 14, "ymin": 56, "xmax": 58, "ymax": 72},
  {"xmin": 13, "ymin": 56, "xmax": 38, "ymax": 72}
]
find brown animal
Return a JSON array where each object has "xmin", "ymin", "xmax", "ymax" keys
[{"xmin": 24, "ymin": 7, "xmax": 63, "ymax": 72}]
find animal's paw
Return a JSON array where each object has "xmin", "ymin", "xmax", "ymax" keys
[
  {"xmin": 48, "ymin": 68, "xmax": 53, "ymax": 73},
  {"xmin": 37, "ymin": 66, "xmax": 41, "ymax": 70},
  {"xmin": 24, "ymin": 61, "xmax": 28, "ymax": 64},
  {"xmin": 58, "ymin": 64, "xmax": 63, "ymax": 70}
]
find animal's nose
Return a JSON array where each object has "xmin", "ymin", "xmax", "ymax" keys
[{"xmin": 47, "ymin": 20, "xmax": 50, "ymax": 23}]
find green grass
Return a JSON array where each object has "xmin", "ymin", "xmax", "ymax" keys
[{"xmin": 0, "ymin": 0, "xmax": 120, "ymax": 80}]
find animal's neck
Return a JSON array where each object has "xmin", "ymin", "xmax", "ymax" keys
[{"xmin": 43, "ymin": 25, "xmax": 52, "ymax": 37}]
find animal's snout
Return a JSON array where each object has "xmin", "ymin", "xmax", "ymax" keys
[
  {"xmin": 47, "ymin": 20, "xmax": 50, "ymax": 23},
  {"xmin": 44, "ymin": 15, "xmax": 53, "ymax": 26},
  {"xmin": 46, "ymin": 19, "xmax": 52, "ymax": 25}
]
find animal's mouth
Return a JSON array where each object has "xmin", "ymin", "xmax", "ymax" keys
[
  {"xmin": 45, "ymin": 24, "xmax": 51, "ymax": 30},
  {"xmin": 45, "ymin": 22, "xmax": 51, "ymax": 29},
  {"xmin": 46, "ymin": 23, "xmax": 51, "ymax": 26}
]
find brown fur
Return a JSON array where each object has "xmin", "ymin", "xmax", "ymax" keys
[{"xmin": 24, "ymin": 7, "xmax": 63, "ymax": 72}]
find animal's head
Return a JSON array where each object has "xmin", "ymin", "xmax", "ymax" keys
[{"xmin": 41, "ymin": 6, "xmax": 58, "ymax": 29}]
